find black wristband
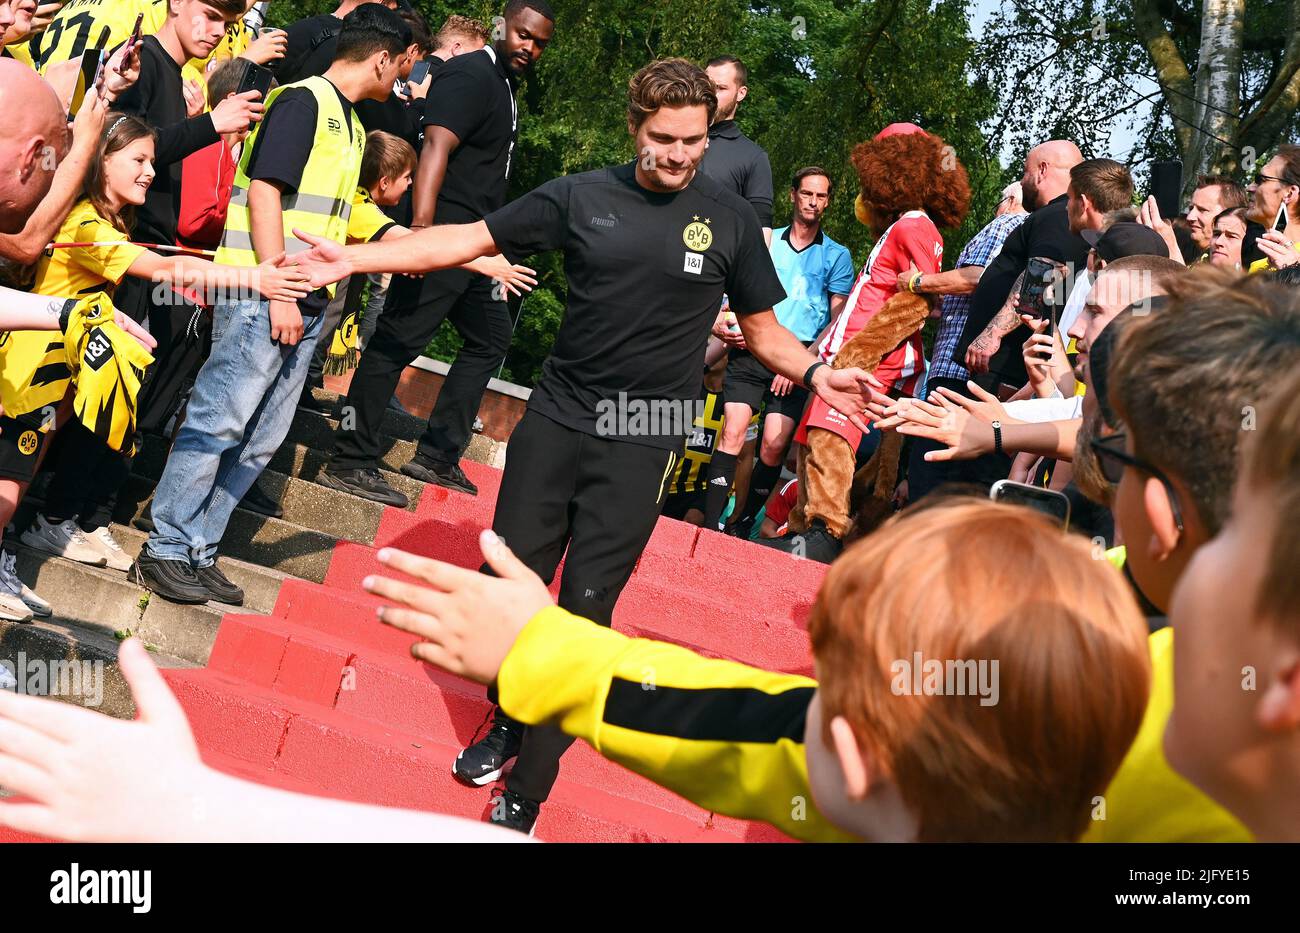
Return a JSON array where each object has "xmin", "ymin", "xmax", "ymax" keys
[
  {"xmin": 803, "ymin": 360, "xmax": 828, "ymax": 388},
  {"xmin": 991, "ymin": 420, "xmax": 1003, "ymax": 456}
]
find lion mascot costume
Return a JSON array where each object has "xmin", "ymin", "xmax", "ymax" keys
[{"xmin": 764, "ymin": 122, "xmax": 970, "ymax": 561}]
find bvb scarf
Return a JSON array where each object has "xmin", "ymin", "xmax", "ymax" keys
[{"xmin": 325, "ymin": 308, "xmax": 359, "ymax": 375}]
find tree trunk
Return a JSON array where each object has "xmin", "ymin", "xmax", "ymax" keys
[{"xmin": 1182, "ymin": 0, "xmax": 1244, "ymax": 196}]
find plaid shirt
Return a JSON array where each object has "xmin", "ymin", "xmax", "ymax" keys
[{"xmin": 926, "ymin": 212, "xmax": 1028, "ymax": 391}]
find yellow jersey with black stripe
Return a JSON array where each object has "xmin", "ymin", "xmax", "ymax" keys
[
  {"xmin": 0, "ymin": 200, "xmax": 145, "ymax": 422},
  {"xmin": 33, "ymin": 0, "xmax": 167, "ymax": 72},
  {"xmin": 347, "ymin": 187, "xmax": 397, "ymax": 243},
  {"xmin": 667, "ymin": 391, "xmax": 724, "ymax": 495},
  {"xmin": 497, "ymin": 606, "xmax": 857, "ymax": 842}
]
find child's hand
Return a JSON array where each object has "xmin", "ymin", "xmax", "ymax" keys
[
  {"xmin": 365, "ymin": 530, "xmax": 555, "ymax": 685},
  {"xmin": 0, "ymin": 638, "xmax": 206, "ymax": 842},
  {"xmin": 268, "ymin": 298, "xmax": 304, "ymax": 346},
  {"xmin": 256, "ymin": 254, "xmax": 313, "ymax": 303}
]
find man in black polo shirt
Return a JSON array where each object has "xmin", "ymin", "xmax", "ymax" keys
[
  {"xmin": 318, "ymin": 0, "xmax": 555, "ymax": 506},
  {"xmin": 701, "ymin": 54, "xmax": 773, "ymax": 243},
  {"xmin": 291, "ymin": 58, "xmax": 887, "ymax": 835}
]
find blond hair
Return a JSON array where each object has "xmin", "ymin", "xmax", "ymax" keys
[
  {"xmin": 627, "ymin": 58, "xmax": 717, "ymax": 130},
  {"xmin": 809, "ymin": 500, "xmax": 1150, "ymax": 841}
]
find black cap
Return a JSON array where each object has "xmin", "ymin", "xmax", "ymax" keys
[{"xmin": 1081, "ymin": 222, "xmax": 1171, "ymax": 263}]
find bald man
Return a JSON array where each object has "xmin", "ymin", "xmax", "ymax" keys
[
  {"xmin": 0, "ymin": 57, "xmax": 68, "ymax": 235},
  {"xmin": 956, "ymin": 139, "xmax": 1087, "ymax": 390}
]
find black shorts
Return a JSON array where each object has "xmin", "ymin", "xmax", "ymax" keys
[
  {"xmin": 723, "ymin": 349, "xmax": 810, "ymax": 420},
  {"xmin": 0, "ymin": 414, "xmax": 51, "ymax": 483},
  {"xmin": 660, "ymin": 487, "xmax": 706, "ymax": 520}
]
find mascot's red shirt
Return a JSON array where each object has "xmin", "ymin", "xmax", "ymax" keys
[{"xmin": 800, "ymin": 210, "xmax": 943, "ymax": 447}]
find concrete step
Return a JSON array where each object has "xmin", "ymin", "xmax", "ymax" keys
[
  {"xmin": 268, "ymin": 440, "xmax": 427, "ymax": 507},
  {"xmin": 0, "ymin": 613, "xmax": 197, "ymax": 720},
  {"xmin": 8, "ymin": 542, "xmax": 236, "ymax": 666},
  {"xmin": 285, "ymin": 400, "xmax": 505, "ymax": 470},
  {"xmin": 112, "ymin": 478, "xmax": 350, "ymax": 583},
  {"xmin": 122, "ymin": 461, "xmax": 404, "ymax": 546}
]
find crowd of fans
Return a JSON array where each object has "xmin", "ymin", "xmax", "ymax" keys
[{"xmin": 0, "ymin": 0, "xmax": 1295, "ymax": 844}]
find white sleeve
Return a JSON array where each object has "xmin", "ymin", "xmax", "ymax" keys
[{"xmin": 1003, "ymin": 396, "xmax": 1084, "ymax": 423}]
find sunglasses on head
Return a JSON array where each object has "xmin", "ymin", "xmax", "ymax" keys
[{"xmin": 1088, "ymin": 431, "xmax": 1185, "ymax": 533}]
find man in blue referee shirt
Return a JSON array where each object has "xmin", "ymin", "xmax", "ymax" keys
[{"xmin": 702, "ymin": 166, "xmax": 854, "ymax": 535}]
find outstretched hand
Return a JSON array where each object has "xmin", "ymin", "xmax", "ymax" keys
[
  {"xmin": 365, "ymin": 529, "xmax": 555, "ymax": 685},
  {"xmin": 812, "ymin": 366, "xmax": 890, "ymax": 433},
  {"xmin": 0, "ymin": 639, "xmax": 203, "ymax": 842},
  {"xmin": 287, "ymin": 229, "xmax": 353, "ymax": 289}
]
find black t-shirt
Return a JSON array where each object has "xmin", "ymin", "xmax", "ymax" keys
[
  {"xmin": 484, "ymin": 162, "xmax": 787, "ymax": 450},
  {"xmin": 273, "ymin": 13, "xmax": 340, "ymax": 84},
  {"xmin": 954, "ymin": 194, "xmax": 1090, "ymax": 386},
  {"xmin": 245, "ymin": 83, "xmax": 356, "ymax": 316},
  {"xmin": 114, "ymin": 35, "xmax": 220, "ymax": 247},
  {"xmin": 699, "ymin": 120, "xmax": 774, "ymax": 228},
  {"xmin": 422, "ymin": 46, "xmax": 517, "ymax": 223}
]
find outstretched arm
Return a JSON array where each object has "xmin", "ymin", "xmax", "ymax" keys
[{"xmin": 291, "ymin": 221, "xmax": 500, "ymax": 287}]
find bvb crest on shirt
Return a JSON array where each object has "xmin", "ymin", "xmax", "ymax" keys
[
  {"xmin": 17, "ymin": 431, "xmax": 39, "ymax": 456},
  {"xmin": 682, "ymin": 216, "xmax": 713, "ymax": 251}
]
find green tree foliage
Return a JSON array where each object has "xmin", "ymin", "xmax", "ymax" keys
[{"xmin": 269, "ymin": 1, "xmax": 1000, "ymax": 386}]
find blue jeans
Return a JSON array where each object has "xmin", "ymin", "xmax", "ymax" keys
[{"xmin": 146, "ymin": 298, "xmax": 323, "ymax": 566}]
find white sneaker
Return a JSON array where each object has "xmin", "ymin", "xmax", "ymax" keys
[
  {"xmin": 0, "ymin": 588, "xmax": 33, "ymax": 624},
  {"xmin": 0, "ymin": 665, "xmax": 15, "ymax": 690},
  {"xmin": 0, "ymin": 550, "xmax": 51, "ymax": 618},
  {"xmin": 20, "ymin": 515, "xmax": 107, "ymax": 567},
  {"xmin": 84, "ymin": 525, "xmax": 134, "ymax": 572}
]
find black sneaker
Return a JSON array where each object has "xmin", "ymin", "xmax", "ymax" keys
[
  {"xmin": 132, "ymin": 502, "xmax": 155, "ymax": 533},
  {"xmin": 195, "ymin": 561, "xmax": 244, "ymax": 606},
  {"xmin": 723, "ymin": 516, "xmax": 755, "ymax": 540},
  {"xmin": 239, "ymin": 480, "xmax": 284, "ymax": 519},
  {"xmin": 453, "ymin": 713, "xmax": 522, "ymax": 786},
  {"xmin": 386, "ymin": 395, "xmax": 410, "ymax": 415},
  {"xmin": 318, "ymin": 467, "xmax": 409, "ymax": 508},
  {"xmin": 757, "ymin": 519, "xmax": 842, "ymax": 564},
  {"xmin": 297, "ymin": 389, "xmax": 333, "ymax": 415},
  {"xmin": 486, "ymin": 789, "xmax": 540, "ymax": 836},
  {"xmin": 401, "ymin": 457, "xmax": 478, "ymax": 496},
  {"xmin": 130, "ymin": 552, "xmax": 210, "ymax": 604}
]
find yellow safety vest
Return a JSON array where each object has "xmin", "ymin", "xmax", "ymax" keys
[{"xmin": 214, "ymin": 76, "xmax": 365, "ymax": 298}]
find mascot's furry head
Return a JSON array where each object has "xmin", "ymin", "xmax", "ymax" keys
[{"xmin": 851, "ymin": 122, "xmax": 971, "ymax": 235}]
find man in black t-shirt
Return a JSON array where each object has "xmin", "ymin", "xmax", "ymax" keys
[
  {"xmin": 273, "ymin": 0, "xmax": 400, "ymax": 85},
  {"xmin": 319, "ymin": 0, "xmax": 555, "ymax": 506},
  {"xmin": 292, "ymin": 58, "xmax": 887, "ymax": 836}
]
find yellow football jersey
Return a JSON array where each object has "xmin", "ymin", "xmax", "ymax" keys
[
  {"xmin": 34, "ymin": 0, "xmax": 167, "ymax": 72},
  {"xmin": 33, "ymin": 200, "xmax": 146, "ymax": 303}
]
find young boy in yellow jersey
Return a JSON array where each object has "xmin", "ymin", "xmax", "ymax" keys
[{"xmin": 363, "ymin": 499, "xmax": 1151, "ymax": 841}]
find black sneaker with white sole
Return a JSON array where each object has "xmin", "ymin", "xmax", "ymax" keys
[
  {"xmin": 756, "ymin": 518, "xmax": 843, "ymax": 564},
  {"xmin": 318, "ymin": 467, "xmax": 409, "ymax": 508},
  {"xmin": 487, "ymin": 789, "xmax": 540, "ymax": 836},
  {"xmin": 453, "ymin": 713, "xmax": 522, "ymax": 786},
  {"xmin": 401, "ymin": 457, "xmax": 478, "ymax": 496},
  {"xmin": 196, "ymin": 561, "xmax": 244, "ymax": 605},
  {"xmin": 131, "ymin": 553, "xmax": 210, "ymax": 604}
]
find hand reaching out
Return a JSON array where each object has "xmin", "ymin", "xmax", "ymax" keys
[
  {"xmin": 365, "ymin": 530, "xmax": 556, "ymax": 685},
  {"xmin": 0, "ymin": 638, "xmax": 205, "ymax": 842}
]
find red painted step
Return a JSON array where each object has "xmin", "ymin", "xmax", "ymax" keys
[{"xmin": 166, "ymin": 664, "xmax": 766, "ymax": 842}]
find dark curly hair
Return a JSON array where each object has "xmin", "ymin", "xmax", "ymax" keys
[{"xmin": 851, "ymin": 131, "xmax": 970, "ymax": 232}]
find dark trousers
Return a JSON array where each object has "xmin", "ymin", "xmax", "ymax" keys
[
  {"xmin": 905, "ymin": 376, "xmax": 1011, "ymax": 501},
  {"xmin": 330, "ymin": 269, "xmax": 511, "ymax": 471},
  {"xmin": 490, "ymin": 411, "xmax": 676, "ymax": 803},
  {"xmin": 41, "ymin": 420, "xmax": 130, "ymax": 531}
]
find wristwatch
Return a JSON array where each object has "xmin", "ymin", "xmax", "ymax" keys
[{"xmin": 991, "ymin": 420, "xmax": 1003, "ymax": 456}]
